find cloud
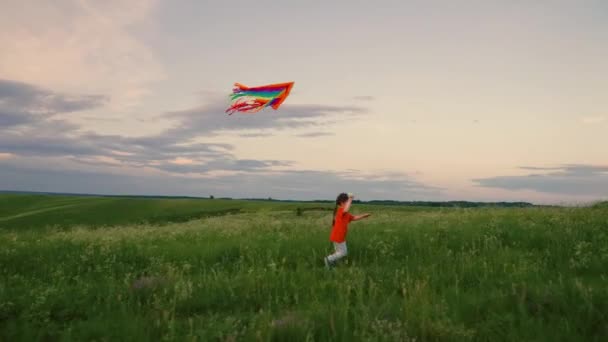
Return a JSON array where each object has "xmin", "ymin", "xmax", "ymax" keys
[
  {"xmin": 0, "ymin": 111, "xmax": 29, "ymax": 127},
  {"xmin": 0, "ymin": 135, "xmax": 102, "ymax": 157},
  {"xmin": 517, "ymin": 166, "xmax": 563, "ymax": 171},
  {"xmin": 0, "ymin": 79, "xmax": 107, "ymax": 128},
  {"xmin": 294, "ymin": 132, "xmax": 334, "ymax": 138},
  {"xmin": 473, "ymin": 164, "xmax": 608, "ymax": 197},
  {"xmin": 0, "ymin": 160, "xmax": 440, "ymax": 201},
  {"xmin": 581, "ymin": 116, "xmax": 606, "ymax": 124},
  {"xmin": 170, "ymin": 157, "xmax": 196, "ymax": 165},
  {"xmin": 0, "ymin": 0, "xmax": 163, "ymax": 111},
  {"xmin": 0, "ymin": 79, "xmax": 435, "ymax": 199},
  {"xmin": 155, "ymin": 158, "xmax": 294, "ymax": 174},
  {"xmin": 0, "ymin": 80, "xmax": 373, "ymax": 178},
  {"xmin": 163, "ymin": 99, "xmax": 368, "ymax": 138},
  {"xmin": 239, "ymin": 132, "xmax": 275, "ymax": 138},
  {"xmin": 0, "ymin": 80, "xmax": 293, "ymax": 175},
  {"xmin": 353, "ymin": 96, "xmax": 375, "ymax": 101}
]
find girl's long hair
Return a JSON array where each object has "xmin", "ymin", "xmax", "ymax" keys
[{"xmin": 332, "ymin": 193, "xmax": 350, "ymax": 226}]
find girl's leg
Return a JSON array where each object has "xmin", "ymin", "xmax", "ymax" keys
[{"xmin": 327, "ymin": 242, "xmax": 348, "ymax": 263}]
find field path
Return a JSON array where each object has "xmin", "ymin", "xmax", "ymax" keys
[
  {"xmin": 0, "ymin": 198, "xmax": 112, "ymax": 222},
  {"xmin": 0, "ymin": 203, "xmax": 85, "ymax": 222}
]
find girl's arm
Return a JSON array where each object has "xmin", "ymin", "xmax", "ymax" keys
[{"xmin": 352, "ymin": 213, "xmax": 371, "ymax": 221}]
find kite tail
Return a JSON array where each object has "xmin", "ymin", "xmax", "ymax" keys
[{"xmin": 225, "ymin": 97, "xmax": 268, "ymax": 115}]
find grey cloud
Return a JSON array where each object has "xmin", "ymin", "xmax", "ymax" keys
[
  {"xmin": 0, "ymin": 163, "xmax": 156, "ymax": 197},
  {"xmin": 68, "ymin": 133, "xmax": 249, "ymax": 170},
  {"xmin": 156, "ymin": 159, "xmax": 294, "ymax": 174},
  {"xmin": 5, "ymin": 111, "xmax": 299, "ymax": 175},
  {"xmin": 239, "ymin": 132, "xmax": 274, "ymax": 138},
  {"xmin": 0, "ymin": 110, "xmax": 30, "ymax": 126},
  {"xmin": 0, "ymin": 129, "xmax": 291, "ymax": 175},
  {"xmin": 0, "ymin": 79, "xmax": 105, "ymax": 144},
  {"xmin": 163, "ymin": 100, "xmax": 367, "ymax": 139},
  {"xmin": 71, "ymin": 99, "xmax": 368, "ymax": 170},
  {"xmin": 205, "ymin": 159, "xmax": 292, "ymax": 170},
  {"xmin": 0, "ymin": 135, "xmax": 101, "ymax": 157},
  {"xmin": 519, "ymin": 166, "xmax": 567, "ymax": 171},
  {"xmin": 0, "ymin": 161, "xmax": 440, "ymax": 201},
  {"xmin": 47, "ymin": 94, "xmax": 107, "ymax": 113},
  {"xmin": 473, "ymin": 164, "xmax": 608, "ymax": 196},
  {"xmin": 29, "ymin": 119, "xmax": 81, "ymax": 134},
  {"xmin": 1, "ymin": 123, "xmax": 286, "ymax": 175},
  {"xmin": 82, "ymin": 133, "xmax": 233, "ymax": 155},
  {"xmin": 0, "ymin": 127, "xmax": 241, "ymax": 169},
  {"xmin": 82, "ymin": 116, "xmax": 121, "ymax": 123},
  {"xmin": 217, "ymin": 170, "xmax": 440, "ymax": 200},
  {"xmin": 294, "ymin": 132, "xmax": 334, "ymax": 138},
  {"xmin": 0, "ymin": 79, "xmax": 107, "ymax": 113},
  {"xmin": 263, "ymin": 170, "xmax": 436, "ymax": 193},
  {"xmin": 353, "ymin": 96, "xmax": 375, "ymax": 101},
  {"xmin": 0, "ymin": 80, "xmax": 391, "ymax": 186},
  {"xmin": 555, "ymin": 164, "xmax": 608, "ymax": 176},
  {"xmin": 0, "ymin": 83, "xmax": 436, "ymax": 198},
  {"xmin": 0, "ymin": 79, "xmax": 107, "ymax": 129}
]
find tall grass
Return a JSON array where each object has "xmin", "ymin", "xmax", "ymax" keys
[
  {"xmin": 1, "ymin": 198, "xmax": 607, "ymax": 340},
  {"xmin": 0, "ymin": 194, "xmax": 332, "ymax": 230}
]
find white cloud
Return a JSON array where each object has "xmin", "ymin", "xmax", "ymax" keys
[
  {"xmin": 170, "ymin": 157, "xmax": 195, "ymax": 165},
  {"xmin": 0, "ymin": 0, "xmax": 164, "ymax": 113},
  {"xmin": 581, "ymin": 116, "xmax": 606, "ymax": 124},
  {"xmin": 93, "ymin": 155, "xmax": 122, "ymax": 165},
  {"xmin": 110, "ymin": 150, "xmax": 134, "ymax": 156}
]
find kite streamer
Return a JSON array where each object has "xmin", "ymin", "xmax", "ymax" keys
[{"xmin": 226, "ymin": 82, "xmax": 294, "ymax": 115}]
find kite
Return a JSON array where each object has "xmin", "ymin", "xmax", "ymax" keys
[{"xmin": 225, "ymin": 82, "xmax": 294, "ymax": 115}]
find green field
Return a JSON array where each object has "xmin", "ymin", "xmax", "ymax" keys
[{"xmin": 1, "ymin": 194, "xmax": 607, "ymax": 341}]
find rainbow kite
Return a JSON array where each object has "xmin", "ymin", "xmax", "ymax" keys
[{"xmin": 226, "ymin": 82, "xmax": 294, "ymax": 115}]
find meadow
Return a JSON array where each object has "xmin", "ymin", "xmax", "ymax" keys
[{"xmin": 1, "ymin": 194, "xmax": 607, "ymax": 341}]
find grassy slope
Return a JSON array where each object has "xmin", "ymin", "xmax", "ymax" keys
[
  {"xmin": 0, "ymin": 194, "xmax": 429, "ymax": 230},
  {"xmin": 592, "ymin": 201, "xmax": 608, "ymax": 209},
  {"xmin": 1, "ymin": 195, "xmax": 607, "ymax": 340},
  {"xmin": 0, "ymin": 194, "xmax": 334, "ymax": 230}
]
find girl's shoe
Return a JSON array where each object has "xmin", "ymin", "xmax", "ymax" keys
[{"xmin": 324, "ymin": 257, "xmax": 332, "ymax": 269}]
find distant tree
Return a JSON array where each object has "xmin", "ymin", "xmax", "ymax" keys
[{"xmin": 209, "ymin": 195, "xmax": 214, "ymax": 199}]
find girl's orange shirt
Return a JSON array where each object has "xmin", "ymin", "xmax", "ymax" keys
[{"xmin": 330, "ymin": 206, "xmax": 354, "ymax": 243}]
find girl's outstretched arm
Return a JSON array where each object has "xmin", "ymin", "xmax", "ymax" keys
[{"xmin": 352, "ymin": 213, "xmax": 371, "ymax": 221}]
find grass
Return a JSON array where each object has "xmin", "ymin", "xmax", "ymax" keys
[
  {"xmin": 592, "ymin": 201, "xmax": 608, "ymax": 209},
  {"xmin": 1, "ymin": 194, "xmax": 607, "ymax": 341},
  {"xmin": 0, "ymin": 194, "xmax": 334, "ymax": 230}
]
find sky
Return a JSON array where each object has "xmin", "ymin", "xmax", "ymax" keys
[{"xmin": 1, "ymin": 0, "xmax": 607, "ymax": 204}]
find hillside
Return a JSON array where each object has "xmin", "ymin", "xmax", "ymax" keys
[{"xmin": 1, "ymin": 194, "xmax": 606, "ymax": 340}]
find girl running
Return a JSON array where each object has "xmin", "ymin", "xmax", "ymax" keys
[{"xmin": 324, "ymin": 193, "xmax": 371, "ymax": 268}]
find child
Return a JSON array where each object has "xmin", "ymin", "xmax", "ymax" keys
[{"xmin": 324, "ymin": 192, "xmax": 371, "ymax": 268}]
